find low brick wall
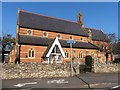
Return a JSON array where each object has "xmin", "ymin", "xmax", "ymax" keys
[
  {"xmin": 1, "ymin": 62, "xmax": 79, "ymax": 79},
  {"xmin": 94, "ymin": 61, "xmax": 119, "ymax": 73}
]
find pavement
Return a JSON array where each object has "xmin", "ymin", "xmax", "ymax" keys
[{"xmin": 1, "ymin": 73, "xmax": 120, "ymax": 90}]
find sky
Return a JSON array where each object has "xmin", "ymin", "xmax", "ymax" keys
[{"xmin": 2, "ymin": 2, "xmax": 118, "ymax": 37}]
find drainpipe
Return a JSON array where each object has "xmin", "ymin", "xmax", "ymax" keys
[
  {"xmin": 15, "ymin": 44, "xmax": 21, "ymax": 64},
  {"xmin": 18, "ymin": 44, "xmax": 21, "ymax": 64}
]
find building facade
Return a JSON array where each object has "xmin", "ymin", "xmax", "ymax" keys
[{"xmin": 10, "ymin": 9, "xmax": 111, "ymax": 64}]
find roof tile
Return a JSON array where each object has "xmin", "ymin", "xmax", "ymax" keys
[
  {"xmin": 19, "ymin": 10, "xmax": 88, "ymax": 36},
  {"xmin": 18, "ymin": 35, "xmax": 99, "ymax": 50}
]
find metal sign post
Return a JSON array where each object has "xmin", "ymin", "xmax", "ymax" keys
[
  {"xmin": 67, "ymin": 40, "xmax": 76, "ymax": 77},
  {"xmin": 70, "ymin": 43, "xmax": 73, "ymax": 76}
]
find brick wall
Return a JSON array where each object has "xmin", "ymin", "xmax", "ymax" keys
[
  {"xmin": 19, "ymin": 27, "xmax": 88, "ymax": 42},
  {"xmin": 11, "ymin": 27, "xmax": 111, "ymax": 63},
  {"xmin": 10, "ymin": 44, "xmax": 107, "ymax": 63},
  {"xmin": 20, "ymin": 45, "xmax": 47, "ymax": 62},
  {"xmin": 18, "ymin": 44, "xmax": 100, "ymax": 63}
]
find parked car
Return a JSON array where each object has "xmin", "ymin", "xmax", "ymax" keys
[
  {"xmin": 113, "ymin": 54, "xmax": 120, "ymax": 63},
  {"xmin": 0, "ymin": 50, "xmax": 2, "ymax": 63},
  {"xmin": 0, "ymin": 50, "xmax": 10, "ymax": 63}
]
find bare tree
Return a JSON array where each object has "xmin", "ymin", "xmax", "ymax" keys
[{"xmin": 106, "ymin": 33, "xmax": 118, "ymax": 53}]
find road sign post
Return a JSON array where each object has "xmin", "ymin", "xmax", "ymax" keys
[
  {"xmin": 70, "ymin": 43, "xmax": 72, "ymax": 76},
  {"xmin": 67, "ymin": 40, "xmax": 76, "ymax": 77}
]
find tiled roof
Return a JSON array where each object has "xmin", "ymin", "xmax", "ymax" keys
[
  {"xmin": 85, "ymin": 28, "xmax": 109, "ymax": 42},
  {"xmin": 18, "ymin": 10, "xmax": 109, "ymax": 42},
  {"xmin": 18, "ymin": 10, "xmax": 88, "ymax": 37},
  {"xmin": 18, "ymin": 35, "xmax": 99, "ymax": 50},
  {"xmin": 42, "ymin": 39, "xmax": 55, "ymax": 58}
]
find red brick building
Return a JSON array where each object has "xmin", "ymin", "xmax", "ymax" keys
[{"xmin": 10, "ymin": 9, "xmax": 111, "ymax": 64}]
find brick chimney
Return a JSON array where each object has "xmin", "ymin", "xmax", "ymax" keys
[{"xmin": 77, "ymin": 11, "xmax": 84, "ymax": 27}]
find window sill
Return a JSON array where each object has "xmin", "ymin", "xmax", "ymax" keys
[
  {"xmin": 28, "ymin": 57, "xmax": 35, "ymax": 59},
  {"xmin": 79, "ymin": 58, "xmax": 83, "ymax": 59},
  {"xmin": 65, "ymin": 58, "xmax": 69, "ymax": 59}
]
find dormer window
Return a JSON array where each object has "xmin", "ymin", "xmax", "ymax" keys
[
  {"xmin": 27, "ymin": 29, "xmax": 32, "ymax": 35},
  {"xmin": 43, "ymin": 32, "xmax": 48, "ymax": 37},
  {"xmin": 57, "ymin": 34, "xmax": 61, "ymax": 39},
  {"xmin": 70, "ymin": 36, "xmax": 73, "ymax": 40}
]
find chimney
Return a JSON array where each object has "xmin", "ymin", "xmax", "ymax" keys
[
  {"xmin": 77, "ymin": 11, "xmax": 84, "ymax": 27},
  {"xmin": 18, "ymin": 8, "xmax": 20, "ymax": 13},
  {"xmin": 88, "ymin": 29, "xmax": 92, "ymax": 42}
]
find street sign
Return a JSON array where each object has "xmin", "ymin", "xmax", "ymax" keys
[
  {"xmin": 67, "ymin": 40, "xmax": 76, "ymax": 77},
  {"xmin": 67, "ymin": 40, "xmax": 76, "ymax": 44}
]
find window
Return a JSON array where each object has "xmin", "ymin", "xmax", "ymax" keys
[
  {"xmin": 91, "ymin": 52, "xmax": 94, "ymax": 59},
  {"xmin": 65, "ymin": 50, "xmax": 69, "ymax": 58},
  {"xmin": 57, "ymin": 34, "xmax": 61, "ymax": 39},
  {"xmin": 86, "ymin": 51, "xmax": 89, "ymax": 55},
  {"xmin": 27, "ymin": 29, "xmax": 32, "ymax": 35},
  {"xmin": 70, "ymin": 36, "xmax": 73, "ymax": 40},
  {"xmin": 73, "ymin": 50, "xmax": 76, "ymax": 57},
  {"xmin": 43, "ymin": 32, "xmax": 48, "ymax": 37},
  {"xmin": 79, "ymin": 51, "xmax": 83, "ymax": 59},
  {"xmin": 28, "ymin": 48, "xmax": 35, "ymax": 58},
  {"xmin": 80, "ymin": 37, "xmax": 83, "ymax": 41},
  {"xmin": 98, "ymin": 50, "xmax": 100, "ymax": 57}
]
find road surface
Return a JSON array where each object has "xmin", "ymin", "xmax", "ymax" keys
[{"xmin": 2, "ymin": 73, "xmax": 120, "ymax": 90}]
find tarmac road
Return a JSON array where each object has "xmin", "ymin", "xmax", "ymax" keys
[{"xmin": 1, "ymin": 73, "xmax": 119, "ymax": 90}]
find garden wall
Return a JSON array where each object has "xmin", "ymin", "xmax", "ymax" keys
[
  {"xmin": 1, "ymin": 61, "xmax": 119, "ymax": 80},
  {"xmin": 1, "ymin": 62, "xmax": 79, "ymax": 79},
  {"xmin": 93, "ymin": 60, "xmax": 119, "ymax": 73}
]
